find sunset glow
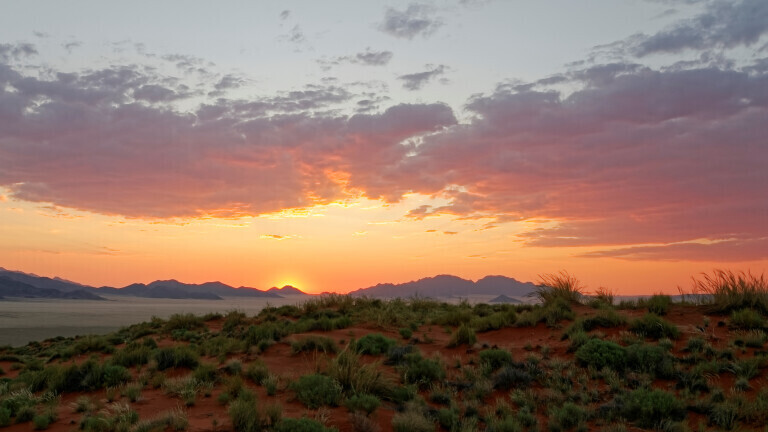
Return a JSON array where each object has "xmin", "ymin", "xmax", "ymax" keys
[{"xmin": 1, "ymin": 1, "xmax": 766, "ymax": 294}]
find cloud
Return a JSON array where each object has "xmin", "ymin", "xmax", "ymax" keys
[
  {"xmin": 398, "ymin": 65, "xmax": 447, "ymax": 90},
  {"xmin": 580, "ymin": 238, "xmax": 768, "ymax": 262},
  {"xmin": 0, "ymin": 46, "xmax": 456, "ymax": 218},
  {"xmin": 318, "ymin": 49, "xmax": 393, "ymax": 70},
  {"xmin": 280, "ymin": 25, "xmax": 307, "ymax": 45},
  {"xmin": 354, "ymin": 49, "xmax": 394, "ymax": 66},
  {"xmin": 279, "ymin": 10, "xmax": 291, "ymax": 20},
  {"xmin": 630, "ymin": 0, "xmax": 768, "ymax": 56},
  {"xmin": 379, "ymin": 3, "xmax": 442, "ymax": 40}
]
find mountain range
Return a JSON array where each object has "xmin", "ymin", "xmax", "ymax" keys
[
  {"xmin": 0, "ymin": 268, "xmax": 539, "ymax": 301},
  {"xmin": 349, "ymin": 274, "xmax": 537, "ymax": 298},
  {"xmin": 0, "ymin": 268, "xmax": 304, "ymax": 301}
]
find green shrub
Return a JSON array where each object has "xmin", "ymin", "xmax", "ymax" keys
[
  {"xmin": 154, "ymin": 346, "xmax": 199, "ymax": 370},
  {"xmin": 244, "ymin": 360, "xmax": 269, "ymax": 385},
  {"xmin": 625, "ymin": 343, "xmax": 676, "ymax": 379},
  {"xmin": 471, "ymin": 309, "xmax": 517, "ymax": 332},
  {"xmin": 193, "ymin": 363, "xmax": 218, "ymax": 383},
  {"xmin": 549, "ymin": 402, "xmax": 587, "ymax": 431},
  {"xmin": 401, "ymin": 354, "xmax": 445, "ymax": 388},
  {"xmin": 622, "ymin": 388, "xmax": 686, "ymax": 428},
  {"xmin": 290, "ymin": 374, "xmax": 342, "ymax": 409},
  {"xmin": 290, "ymin": 336, "xmax": 337, "ymax": 354},
  {"xmin": 730, "ymin": 308, "xmax": 765, "ymax": 329},
  {"xmin": 0, "ymin": 407, "xmax": 11, "ymax": 427},
  {"xmin": 692, "ymin": 270, "xmax": 768, "ymax": 314},
  {"xmin": 399, "ymin": 328, "xmax": 413, "ymax": 340},
  {"xmin": 352, "ymin": 333, "xmax": 396, "ymax": 355},
  {"xmin": 392, "ymin": 409, "xmax": 434, "ymax": 432},
  {"xmin": 165, "ymin": 313, "xmax": 205, "ymax": 331},
  {"xmin": 581, "ymin": 309, "xmax": 627, "ymax": 330},
  {"xmin": 103, "ymin": 365, "xmax": 131, "ymax": 387},
  {"xmin": 111, "ymin": 344, "xmax": 152, "ymax": 367},
  {"xmin": 326, "ymin": 348, "xmax": 392, "ymax": 397},
  {"xmin": 541, "ymin": 298, "xmax": 576, "ymax": 326},
  {"xmin": 533, "ymin": 271, "xmax": 585, "ymax": 305},
  {"xmin": 479, "ymin": 349, "xmax": 512, "ymax": 371},
  {"xmin": 437, "ymin": 408, "xmax": 459, "ymax": 430},
  {"xmin": 645, "ymin": 294, "xmax": 672, "ymax": 315},
  {"xmin": 229, "ymin": 397, "xmax": 263, "ymax": 432},
  {"xmin": 273, "ymin": 418, "xmax": 337, "ymax": 432},
  {"xmin": 344, "ymin": 394, "xmax": 380, "ymax": 415},
  {"xmin": 493, "ymin": 366, "xmax": 532, "ymax": 390},
  {"xmin": 629, "ymin": 314, "xmax": 680, "ymax": 339},
  {"xmin": 448, "ymin": 324, "xmax": 477, "ymax": 347},
  {"xmin": 575, "ymin": 339, "xmax": 626, "ymax": 370}
]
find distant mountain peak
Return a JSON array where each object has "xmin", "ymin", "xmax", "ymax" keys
[
  {"xmin": 350, "ymin": 274, "xmax": 536, "ymax": 298},
  {"xmin": 266, "ymin": 285, "xmax": 306, "ymax": 295}
]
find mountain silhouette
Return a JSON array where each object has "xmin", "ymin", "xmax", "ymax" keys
[
  {"xmin": 0, "ymin": 275, "xmax": 105, "ymax": 300},
  {"xmin": 348, "ymin": 274, "xmax": 536, "ymax": 298}
]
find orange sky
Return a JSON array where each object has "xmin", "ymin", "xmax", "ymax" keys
[{"xmin": 2, "ymin": 191, "xmax": 765, "ymax": 294}]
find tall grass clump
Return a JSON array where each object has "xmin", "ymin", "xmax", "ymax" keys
[
  {"xmin": 533, "ymin": 271, "xmax": 585, "ymax": 305},
  {"xmin": 693, "ymin": 270, "xmax": 768, "ymax": 315}
]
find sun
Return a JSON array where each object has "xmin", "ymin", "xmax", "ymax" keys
[{"xmin": 274, "ymin": 276, "xmax": 304, "ymax": 289}]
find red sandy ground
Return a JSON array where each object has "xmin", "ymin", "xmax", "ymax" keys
[{"xmin": 2, "ymin": 304, "xmax": 765, "ymax": 432}]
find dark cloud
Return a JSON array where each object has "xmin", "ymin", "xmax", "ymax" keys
[
  {"xmin": 0, "ymin": 43, "xmax": 37, "ymax": 61},
  {"xmin": 318, "ymin": 49, "xmax": 393, "ymax": 70},
  {"xmin": 279, "ymin": 10, "xmax": 291, "ymax": 20},
  {"xmin": 632, "ymin": 0, "xmax": 768, "ymax": 56},
  {"xmin": 398, "ymin": 65, "xmax": 447, "ymax": 90},
  {"xmin": 63, "ymin": 41, "xmax": 82, "ymax": 53},
  {"xmin": 354, "ymin": 49, "xmax": 394, "ymax": 66},
  {"xmin": 379, "ymin": 3, "xmax": 442, "ymax": 40},
  {"xmin": 0, "ymin": 46, "xmax": 456, "ymax": 218}
]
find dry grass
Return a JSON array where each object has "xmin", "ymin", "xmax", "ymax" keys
[
  {"xmin": 692, "ymin": 269, "xmax": 768, "ymax": 314},
  {"xmin": 533, "ymin": 271, "xmax": 585, "ymax": 305}
]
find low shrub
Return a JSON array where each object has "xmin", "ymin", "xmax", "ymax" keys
[
  {"xmin": 533, "ymin": 271, "xmax": 585, "ymax": 305},
  {"xmin": 352, "ymin": 334, "xmax": 396, "ymax": 355},
  {"xmin": 479, "ymin": 349, "xmax": 513, "ymax": 371},
  {"xmin": 154, "ymin": 346, "xmax": 199, "ymax": 370},
  {"xmin": 625, "ymin": 343, "xmax": 676, "ymax": 379},
  {"xmin": 493, "ymin": 365, "xmax": 533, "ymax": 390},
  {"xmin": 629, "ymin": 314, "xmax": 680, "ymax": 339},
  {"xmin": 401, "ymin": 354, "xmax": 445, "ymax": 388},
  {"xmin": 447, "ymin": 324, "xmax": 476, "ymax": 347},
  {"xmin": 165, "ymin": 313, "xmax": 205, "ymax": 332},
  {"xmin": 391, "ymin": 408, "xmax": 434, "ymax": 432},
  {"xmin": 730, "ymin": 308, "xmax": 765, "ymax": 329},
  {"xmin": 549, "ymin": 402, "xmax": 587, "ymax": 431},
  {"xmin": 399, "ymin": 328, "xmax": 413, "ymax": 340},
  {"xmin": 344, "ymin": 394, "xmax": 380, "ymax": 415},
  {"xmin": 575, "ymin": 339, "xmax": 626, "ymax": 371},
  {"xmin": 644, "ymin": 294, "xmax": 672, "ymax": 316},
  {"xmin": 621, "ymin": 388, "xmax": 686, "ymax": 428},
  {"xmin": 244, "ymin": 360, "xmax": 269, "ymax": 385},
  {"xmin": 290, "ymin": 374, "xmax": 342, "ymax": 409},
  {"xmin": 291, "ymin": 336, "xmax": 337, "ymax": 354}
]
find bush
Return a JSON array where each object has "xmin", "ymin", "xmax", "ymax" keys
[
  {"xmin": 646, "ymin": 295, "xmax": 672, "ymax": 315},
  {"xmin": 493, "ymin": 366, "xmax": 532, "ymax": 390},
  {"xmin": 401, "ymin": 354, "xmax": 445, "ymax": 388},
  {"xmin": 692, "ymin": 270, "xmax": 768, "ymax": 314},
  {"xmin": 533, "ymin": 271, "xmax": 584, "ymax": 305},
  {"xmin": 291, "ymin": 336, "xmax": 337, "ymax": 354},
  {"xmin": 154, "ymin": 346, "xmax": 199, "ymax": 370},
  {"xmin": 290, "ymin": 374, "xmax": 342, "ymax": 409},
  {"xmin": 273, "ymin": 418, "xmax": 337, "ymax": 432},
  {"xmin": 479, "ymin": 349, "xmax": 513, "ymax": 371},
  {"xmin": 629, "ymin": 314, "xmax": 680, "ymax": 339},
  {"xmin": 353, "ymin": 334, "xmax": 396, "ymax": 355},
  {"xmin": 581, "ymin": 309, "xmax": 627, "ymax": 330},
  {"xmin": 447, "ymin": 324, "xmax": 476, "ymax": 347},
  {"xmin": 730, "ymin": 308, "xmax": 765, "ymax": 329},
  {"xmin": 229, "ymin": 397, "xmax": 263, "ymax": 432},
  {"xmin": 575, "ymin": 339, "xmax": 626, "ymax": 370},
  {"xmin": 244, "ymin": 360, "xmax": 269, "ymax": 385},
  {"xmin": 399, "ymin": 328, "xmax": 413, "ymax": 340},
  {"xmin": 345, "ymin": 394, "xmax": 380, "ymax": 415},
  {"xmin": 193, "ymin": 363, "xmax": 219, "ymax": 383},
  {"xmin": 622, "ymin": 388, "xmax": 685, "ymax": 428},
  {"xmin": 625, "ymin": 343, "xmax": 676, "ymax": 379},
  {"xmin": 392, "ymin": 409, "xmax": 434, "ymax": 432},
  {"xmin": 326, "ymin": 348, "xmax": 392, "ymax": 398},
  {"xmin": 103, "ymin": 364, "xmax": 131, "ymax": 387},
  {"xmin": 165, "ymin": 313, "xmax": 205, "ymax": 332},
  {"xmin": 550, "ymin": 402, "xmax": 587, "ymax": 430}
]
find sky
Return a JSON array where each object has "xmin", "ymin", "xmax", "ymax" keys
[{"xmin": 0, "ymin": 0, "xmax": 767, "ymax": 294}]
